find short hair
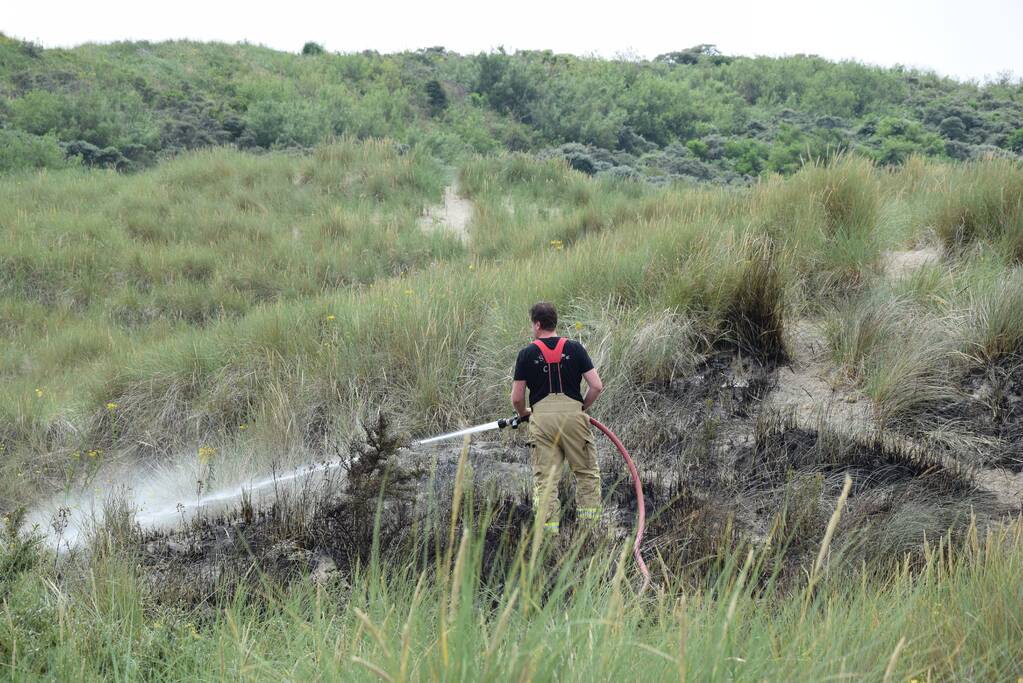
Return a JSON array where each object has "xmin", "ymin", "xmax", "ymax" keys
[{"xmin": 529, "ymin": 302, "xmax": 558, "ymax": 331}]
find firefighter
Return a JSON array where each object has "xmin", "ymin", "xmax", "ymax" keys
[{"xmin": 511, "ymin": 302, "xmax": 603, "ymax": 533}]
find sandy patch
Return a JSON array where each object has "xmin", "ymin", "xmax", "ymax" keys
[
  {"xmin": 766, "ymin": 319, "xmax": 874, "ymax": 435},
  {"xmin": 884, "ymin": 247, "xmax": 942, "ymax": 279},
  {"xmin": 418, "ymin": 184, "xmax": 474, "ymax": 243}
]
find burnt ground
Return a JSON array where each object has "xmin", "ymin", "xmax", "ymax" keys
[
  {"xmin": 111, "ymin": 350, "xmax": 1011, "ymax": 610},
  {"xmin": 920, "ymin": 353, "xmax": 1023, "ymax": 471}
]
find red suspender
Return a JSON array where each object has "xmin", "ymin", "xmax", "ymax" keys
[{"xmin": 533, "ymin": 338, "xmax": 568, "ymax": 394}]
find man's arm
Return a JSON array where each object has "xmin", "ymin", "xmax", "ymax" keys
[
  {"xmin": 581, "ymin": 368, "xmax": 603, "ymax": 412},
  {"xmin": 511, "ymin": 380, "xmax": 529, "ymax": 418}
]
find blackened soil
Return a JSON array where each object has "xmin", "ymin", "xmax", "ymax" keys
[{"xmin": 927, "ymin": 354, "xmax": 1023, "ymax": 470}]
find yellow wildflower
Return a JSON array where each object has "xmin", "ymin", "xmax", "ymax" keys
[
  {"xmin": 468, "ymin": 264, "xmax": 475, "ymax": 271},
  {"xmin": 239, "ymin": 424, "xmax": 247, "ymax": 431},
  {"xmin": 35, "ymin": 388, "xmax": 43, "ymax": 398},
  {"xmin": 404, "ymin": 289, "xmax": 414, "ymax": 295},
  {"xmin": 106, "ymin": 402, "xmax": 118, "ymax": 411},
  {"xmin": 549, "ymin": 239, "xmax": 564, "ymax": 250},
  {"xmin": 198, "ymin": 445, "xmax": 216, "ymax": 464},
  {"xmin": 574, "ymin": 321, "xmax": 583, "ymax": 331},
  {"xmin": 325, "ymin": 314, "xmax": 336, "ymax": 321}
]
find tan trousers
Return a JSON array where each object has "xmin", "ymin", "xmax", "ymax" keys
[{"xmin": 528, "ymin": 394, "xmax": 601, "ymax": 532}]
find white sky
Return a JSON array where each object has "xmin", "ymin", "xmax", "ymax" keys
[{"xmin": 4, "ymin": 0, "xmax": 1022, "ymax": 82}]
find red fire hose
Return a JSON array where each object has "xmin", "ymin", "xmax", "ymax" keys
[{"xmin": 589, "ymin": 417, "xmax": 650, "ymax": 592}]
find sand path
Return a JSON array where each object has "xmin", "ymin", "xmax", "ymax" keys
[{"xmin": 418, "ymin": 183, "xmax": 473, "ymax": 243}]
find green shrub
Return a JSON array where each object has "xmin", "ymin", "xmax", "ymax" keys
[
  {"xmin": 686, "ymin": 138, "xmax": 709, "ymax": 159},
  {"xmin": 1007, "ymin": 127, "xmax": 1023, "ymax": 153},
  {"xmin": 0, "ymin": 130, "xmax": 71, "ymax": 173},
  {"xmin": 425, "ymin": 79, "xmax": 448, "ymax": 116},
  {"xmin": 939, "ymin": 116, "xmax": 967, "ymax": 141},
  {"xmin": 7, "ymin": 91, "xmax": 69, "ymax": 137},
  {"xmin": 241, "ymin": 100, "xmax": 330, "ymax": 148}
]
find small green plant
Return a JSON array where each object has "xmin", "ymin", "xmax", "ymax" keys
[{"xmin": 342, "ymin": 412, "xmax": 419, "ymax": 527}]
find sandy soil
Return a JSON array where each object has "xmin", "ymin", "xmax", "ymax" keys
[
  {"xmin": 418, "ymin": 184, "xmax": 473, "ymax": 242},
  {"xmin": 884, "ymin": 246, "xmax": 942, "ymax": 279},
  {"xmin": 767, "ymin": 318, "xmax": 874, "ymax": 435}
]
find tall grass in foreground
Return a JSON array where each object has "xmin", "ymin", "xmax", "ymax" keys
[{"xmin": 2, "ymin": 479, "xmax": 1022, "ymax": 681}]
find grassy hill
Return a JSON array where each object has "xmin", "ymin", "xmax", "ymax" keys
[{"xmin": 2, "ymin": 35, "xmax": 1022, "ymax": 180}]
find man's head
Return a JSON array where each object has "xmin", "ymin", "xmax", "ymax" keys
[{"xmin": 529, "ymin": 302, "xmax": 558, "ymax": 338}]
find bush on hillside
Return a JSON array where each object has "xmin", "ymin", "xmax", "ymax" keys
[
  {"xmin": 0, "ymin": 129, "xmax": 71, "ymax": 173},
  {"xmin": 424, "ymin": 79, "xmax": 448, "ymax": 117},
  {"xmin": 240, "ymin": 100, "xmax": 330, "ymax": 149},
  {"xmin": 1007, "ymin": 128, "xmax": 1023, "ymax": 153},
  {"xmin": 474, "ymin": 50, "xmax": 539, "ymax": 121},
  {"xmin": 0, "ymin": 40, "xmax": 1021, "ymax": 180},
  {"xmin": 539, "ymin": 143, "xmax": 622, "ymax": 175},
  {"xmin": 64, "ymin": 140, "xmax": 128, "ymax": 170},
  {"xmin": 939, "ymin": 116, "xmax": 967, "ymax": 141}
]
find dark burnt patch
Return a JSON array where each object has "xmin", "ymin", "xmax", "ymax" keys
[
  {"xmin": 611, "ymin": 353, "xmax": 774, "ymax": 476},
  {"xmin": 896, "ymin": 353, "xmax": 1023, "ymax": 471},
  {"xmin": 735, "ymin": 419, "xmax": 974, "ymax": 496},
  {"xmin": 934, "ymin": 354, "xmax": 1023, "ymax": 470}
]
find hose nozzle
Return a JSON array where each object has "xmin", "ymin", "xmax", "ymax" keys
[{"xmin": 498, "ymin": 414, "xmax": 529, "ymax": 430}]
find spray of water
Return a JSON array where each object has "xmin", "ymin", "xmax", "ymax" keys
[
  {"xmin": 414, "ymin": 420, "xmax": 501, "ymax": 445},
  {"xmin": 133, "ymin": 459, "xmax": 347, "ymax": 528},
  {"xmin": 30, "ymin": 421, "xmax": 501, "ymax": 551},
  {"xmin": 29, "ymin": 456, "xmax": 350, "ymax": 551}
]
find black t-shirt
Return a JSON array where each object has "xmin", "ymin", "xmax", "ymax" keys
[{"xmin": 513, "ymin": 337, "xmax": 594, "ymax": 406}]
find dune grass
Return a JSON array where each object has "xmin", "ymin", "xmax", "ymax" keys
[
  {"xmin": 4, "ymin": 149, "xmax": 1023, "ymax": 507},
  {"xmin": 928, "ymin": 158, "xmax": 1023, "ymax": 262},
  {"xmin": 825, "ymin": 240, "xmax": 1023, "ymax": 427},
  {"xmin": 2, "ymin": 147, "xmax": 787, "ymax": 505}
]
